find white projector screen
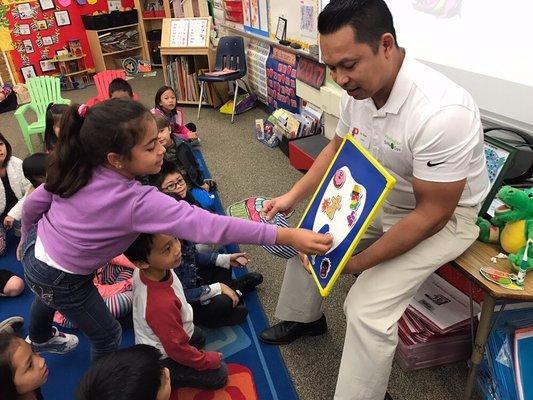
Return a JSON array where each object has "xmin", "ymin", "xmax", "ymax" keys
[{"xmin": 386, "ymin": 1, "xmax": 533, "ymax": 132}]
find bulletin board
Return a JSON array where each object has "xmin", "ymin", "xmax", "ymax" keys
[
  {"xmin": 298, "ymin": 134, "xmax": 396, "ymax": 297},
  {"xmin": 268, "ymin": 0, "xmax": 319, "ymax": 48}
]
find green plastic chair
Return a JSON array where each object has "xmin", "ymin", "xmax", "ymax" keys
[{"xmin": 14, "ymin": 76, "xmax": 70, "ymax": 154}]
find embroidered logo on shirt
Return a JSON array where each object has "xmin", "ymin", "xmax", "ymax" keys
[
  {"xmin": 383, "ymin": 134, "xmax": 402, "ymax": 152},
  {"xmin": 427, "ymin": 161, "xmax": 446, "ymax": 167}
]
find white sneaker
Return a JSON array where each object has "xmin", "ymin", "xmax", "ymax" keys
[{"xmin": 26, "ymin": 326, "xmax": 79, "ymax": 354}]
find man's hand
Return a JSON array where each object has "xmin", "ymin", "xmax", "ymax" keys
[
  {"xmin": 262, "ymin": 192, "xmax": 297, "ymax": 220},
  {"xmin": 230, "ymin": 252, "xmax": 250, "ymax": 267},
  {"xmin": 220, "ymin": 283, "xmax": 239, "ymax": 307},
  {"xmin": 3, "ymin": 216, "xmax": 14, "ymax": 229},
  {"xmin": 298, "ymin": 252, "xmax": 312, "ymax": 274}
]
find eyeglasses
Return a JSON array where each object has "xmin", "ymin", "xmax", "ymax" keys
[{"xmin": 162, "ymin": 178, "xmax": 186, "ymax": 192}]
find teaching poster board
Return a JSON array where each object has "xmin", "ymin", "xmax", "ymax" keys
[
  {"xmin": 161, "ymin": 17, "xmax": 211, "ymax": 48},
  {"xmin": 297, "ymin": 134, "xmax": 396, "ymax": 297},
  {"xmin": 268, "ymin": 0, "xmax": 319, "ymax": 47}
]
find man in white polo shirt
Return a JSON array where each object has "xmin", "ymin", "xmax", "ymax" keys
[{"xmin": 259, "ymin": 0, "xmax": 490, "ymax": 399}]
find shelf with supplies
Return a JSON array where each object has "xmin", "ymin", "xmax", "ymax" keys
[
  {"xmin": 86, "ymin": 23, "xmax": 149, "ymax": 72},
  {"xmin": 220, "ymin": 23, "xmax": 320, "ymax": 61},
  {"xmin": 160, "ymin": 17, "xmax": 228, "ymax": 107}
]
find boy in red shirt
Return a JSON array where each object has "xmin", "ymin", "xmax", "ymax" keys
[{"xmin": 125, "ymin": 233, "xmax": 227, "ymax": 389}]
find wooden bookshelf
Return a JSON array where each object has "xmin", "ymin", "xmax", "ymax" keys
[
  {"xmin": 160, "ymin": 17, "xmax": 228, "ymax": 107},
  {"xmin": 86, "ymin": 23, "xmax": 149, "ymax": 72}
]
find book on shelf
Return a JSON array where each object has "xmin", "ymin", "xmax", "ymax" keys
[{"xmin": 165, "ymin": 55, "xmax": 205, "ymax": 102}]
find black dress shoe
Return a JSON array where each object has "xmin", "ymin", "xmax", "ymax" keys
[
  {"xmin": 230, "ymin": 272, "xmax": 263, "ymax": 294},
  {"xmin": 384, "ymin": 392, "xmax": 393, "ymax": 400},
  {"xmin": 259, "ymin": 314, "xmax": 327, "ymax": 345}
]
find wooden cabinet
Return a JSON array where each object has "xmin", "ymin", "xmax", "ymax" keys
[
  {"xmin": 133, "ymin": 0, "xmax": 172, "ymax": 67},
  {"xmin": 86, "ymin": 23, "xmax": 149, "ymax": 72}
]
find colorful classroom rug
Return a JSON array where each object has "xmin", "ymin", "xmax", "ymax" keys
[{"xmin": 0, "ymin": 151, "xmax": 298, "ymax": 400}]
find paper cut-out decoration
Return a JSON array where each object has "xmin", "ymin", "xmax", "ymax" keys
[{"xmin": 298, "ymin": 135, "xmax": 396, "ymax": 297}]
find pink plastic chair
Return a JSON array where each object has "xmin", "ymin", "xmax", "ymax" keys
[{"xmin": 86, "ymin": 70, "xmax": 139, "ymax": 106}]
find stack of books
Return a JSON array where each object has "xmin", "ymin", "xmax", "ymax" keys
[
  {"xmin": 396, "ymin": 273, "xmax": 480, "ymax": 370},
  {"xmin": 166, "ymin": 55, "xmax": 200, "ymax": 102}
]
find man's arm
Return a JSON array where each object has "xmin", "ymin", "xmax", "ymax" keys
[
  {"xmin": 263, "ymin": 135, "xmax": 343, "ymax": 219},
  {"xmin": 344, "ymin": 177, "xmax": 465, "ymax": 274}
]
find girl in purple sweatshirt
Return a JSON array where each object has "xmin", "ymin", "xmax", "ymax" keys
[{"xmin": 19, "ymin": 99, "xmax": 331, "ymax": 361}]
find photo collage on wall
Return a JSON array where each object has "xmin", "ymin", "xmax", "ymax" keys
[{"xmin": 10, "ymin": 0, "xmax": 63, "ymax": 79}]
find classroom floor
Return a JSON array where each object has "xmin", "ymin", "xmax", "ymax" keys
[{"xmin": 0, "ymin": 73, "xmax": 479, "ymax": 400}]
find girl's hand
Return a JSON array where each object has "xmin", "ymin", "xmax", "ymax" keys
[
  {"xmin": 230, "ymin": 253, "xmax": 250, "ymax": 267},
  {"xmin": 16, "ymin": 241, "xmax": 23, "ymax": 261},
  {"xmin": 262, "ymin": 193, "xmax": 296, "ymax": 220},
  {"xmin": 220, "ymin": 283, "xmax": 239, "ymax": 307},
  {"xmin": 3, "ymin": 215, "xmax": 14, "ymax": 229},
  {"xmin": 188, "ymin": 132, "xmax": 199, "ymax": 140},
  {"xmin": 276, "ymin": 227, "xmax": 333, "ymax": 255}
]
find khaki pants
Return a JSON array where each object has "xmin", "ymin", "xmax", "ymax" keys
[{"xmin": 274, "ymin": 203, "xmax": 479, "ymax": 400}]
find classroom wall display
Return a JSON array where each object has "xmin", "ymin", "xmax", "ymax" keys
[
  {"xmin": 265, "ymin": 46, "xmax": 299, "ymax": 114},
  {"xmin": 6, "ymin": 0, "xmax": 135, "ymax": 81},
  {"xmin": 268, "ymin": 0, "xmax": 319, "ymax": 47},
  {"xmin": 246, "ymin": 40, "xmax": 269, "ymax": 102},
  {"xmin": 242, "ymin": 0, "xmax": 268, "ymax": 37},
  {"xmin": 298, "ymin": 134, "xmax": 396, "ymax": 297},
  {"xmin": 296, "ymin": 56, "xmax": 325, "ymax": 89}
]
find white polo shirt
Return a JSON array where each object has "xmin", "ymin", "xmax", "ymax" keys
[{"xmin": 336, "ymin": 56, "xmax": 490, "ymax": 209}]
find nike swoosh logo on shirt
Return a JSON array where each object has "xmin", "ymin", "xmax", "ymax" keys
[{"xmin": 427, "ymin": 161, "xmax": 446, "ymax": 167}]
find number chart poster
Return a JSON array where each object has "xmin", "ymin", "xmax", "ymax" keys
[
  {"xmin": 298, "ymin": 135, "xmax": 396, "ymax": 297},
  {"xmin": 266, "ymin": 47, "xmax": 299, "ymax": 114}
]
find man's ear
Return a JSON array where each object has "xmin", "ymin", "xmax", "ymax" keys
[
  {"xmin": 381, "ymin": 33, "xmax": 395, "ymax": 58},
  {"xmin": 107, "ymin": 152, "xmax": 125, "ymax": 170},
  {"xmin": 133, "ymin": 260, "xmax": 150, "ymax": 270}
]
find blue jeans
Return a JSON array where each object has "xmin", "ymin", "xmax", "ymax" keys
[{"xmin": 22, "ymin": 227, "xmax": 121, "ymax": 360}]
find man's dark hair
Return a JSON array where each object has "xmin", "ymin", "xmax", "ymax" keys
[
  {"xmin": 108, "ymin": 78, "xmax": 133, "ymax": 98},
  {"xmin": 318, "ymin": 0, "xmax": 398, "ymax": 52},
  {"xmin": 23, "ymin": 153, "xmax": 47, "ymax": 187},
  {"xmin": 76, "ymin": 345, "xmax": 164, "ymax": 400},
  {"xmin": 124, "ymin": 233, "xmax": 156, "ymax": 264}
]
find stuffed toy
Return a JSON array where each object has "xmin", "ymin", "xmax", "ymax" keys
[{"xmin": 477, "ymin": 186, "xmax": 533, "ymax": 278}]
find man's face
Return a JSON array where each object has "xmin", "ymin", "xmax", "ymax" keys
[{"xmin": 321, "ymin": 25, "xmax": 389, "ymax": 101}]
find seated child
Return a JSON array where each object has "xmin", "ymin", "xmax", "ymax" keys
[
  {"xmin": 44, "ymin": 103, "xmax": 69, "ymax": 153},
  {"xmin": 54, "ymin": 255, "xmax": 134, "ymax": 328},
  {"xmin": 151, "ymin": 161, "xmax": 216, "ymax": 211},
  {"xmin": 0, "ymin": 332, "xmax": 48, "ymax": 400},
  {"xmin": 108, "ymin": 78, "xmax": 133, "ymax": 100},
  {"xmin": 6, "ymin": 152, "xmax": 47, "ymax": 230},
  {"xmin": 76, "ymin": 344, "xmax": 171, "ymax": 400},
  {"xmin": 0, "ymin": 269, "xmax": 24, "ymax": 297},
  {"xmin": 125, "ymin": 233, "xmax": 228, "ymax": 390},
  {"xmin": 151, "ymin": 86, "xmax": 199, "ymax": 145},
  {"xmin": 154, "ymin": 116, "xmax": 215, "ymax": 192},
  {"xmin": 1, "ymin": 132, "xmax": 31, "ymax": 254}
]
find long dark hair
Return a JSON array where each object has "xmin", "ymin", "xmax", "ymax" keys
[
  {"xmin": 0, "ymin": 333, "xmax": 18, "ymax": 400},
  {"xmin": 0, "ymin": 132, "xmax": 13, "ymax": 168},
  {"xmin": 154, "ymin": 86, "xmax": 177, "ymax": 116},
  {"xmin": 76, "ymin": 345, "xmax": 165, "ymax": 400},
  {"xmin": 45, "ymin": 99, "xmax": 153, "ymax": 198},
  {"xmin": 44, "ymin": 103, "xmax": 69, "ymax": 152}
]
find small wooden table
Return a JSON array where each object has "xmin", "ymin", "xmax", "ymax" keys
[{"xmin": 451, "ymin": 240, "xmax": 533, "ymax": 399}]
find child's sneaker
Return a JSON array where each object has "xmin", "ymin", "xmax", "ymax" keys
[{"xmin": 25, "ymin": 326, "xmax": 79, "ymax": 354}]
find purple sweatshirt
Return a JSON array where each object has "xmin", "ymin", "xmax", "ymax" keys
[{"xmin": 21, "ymin": 167, "xmax": 277, "ymax": 275}]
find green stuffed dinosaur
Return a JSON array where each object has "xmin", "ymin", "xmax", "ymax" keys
[{"xmin": 477, "ymin": 186, "xmax": 533, "ymax": 275}]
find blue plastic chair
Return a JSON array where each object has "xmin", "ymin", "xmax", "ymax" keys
[{"xmin": 197, "ymin": 36, "xmax": 248, "ymax": 123}]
